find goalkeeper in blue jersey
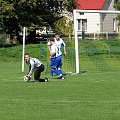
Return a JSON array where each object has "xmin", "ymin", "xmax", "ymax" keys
[
  {"xmin": 49, "ymin": 38, "xmax": 64, "ymax": 79},
  {"xmin": 47, "ymin": 34, "xmax": 66, "ymax": 76}
]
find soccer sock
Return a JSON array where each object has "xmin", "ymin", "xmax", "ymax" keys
[
  {"xmin": 52, "ymin": 69, "xmax": 62, "ymax": 75},
  {"xmin": 50, "ymin": 69, "xmax": 53, "ymax": 76}
]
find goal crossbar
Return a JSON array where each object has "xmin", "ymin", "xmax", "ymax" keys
[
  {"xmin": 73, "ymin": 10, "xmax": 120, "ymax": 74},
  {"xmin": 74, "ymin": 10, "xmax": 120, "ymax": 14}
]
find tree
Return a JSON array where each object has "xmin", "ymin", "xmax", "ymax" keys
[
  {"xmin": 63, "ymin": 0, "xmax": 76, "ymax": 12},
  {"xmin": 113, "ymin": 1, "xmax": 120, "ymax": 34},
  {"xmin": 53, "ymin": 0, "xmax": 76, "ymax": 37},
  {"xmin": 0, "ymin": 0, "xmax": 76, "ymax": 43}
]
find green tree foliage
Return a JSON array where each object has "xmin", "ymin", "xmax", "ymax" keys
[
  {"xmin": 53, "ymin": 0, "xmax": 76, "ymax": 37},
  {"xmin": 63, "ymin": 0, "xmax": 76, "ymax": 12},
  {"xmin": 0, "ymin": 0, "xmax": 75, "ymax": 42},
  {"xmin": 54, "ymin": 16, "xmax": 73, "ymax": 37},
  {"xmin": 114, "ymin": 1, "xmax": 120, "ymax": 25}
]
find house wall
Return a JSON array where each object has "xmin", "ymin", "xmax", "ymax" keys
[
  {"xmin": 76, "ymin": 12, "xmax": 100, "ymax": 33},
  {"xmin": 101, "ymin": 0, "xmax": 117, "ymax": 33},
  {"xmin": 76, "ymin": 0, "xmax": 117, "ymax": 34}
]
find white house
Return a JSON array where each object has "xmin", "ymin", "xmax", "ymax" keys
[{"xmin": 76, "ymin": 0, "xmax": 118, "ymax": 34}]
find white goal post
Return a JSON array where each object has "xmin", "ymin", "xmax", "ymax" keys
[
  {"xmin": 73, "ymin": 10, "xmax": 120, "ymax": 74},
  {"xmin": 22, "ymin": 27, "xmax": 26, "ymax": 72}
]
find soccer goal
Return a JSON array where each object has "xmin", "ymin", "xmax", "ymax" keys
[{"xmin": 73, "ymin": 10, "xmax": 120, "ymax": 74}]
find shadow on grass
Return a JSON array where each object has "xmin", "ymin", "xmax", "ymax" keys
[
  {"xmin": 63, "ymin": 70, "xmax": 87, "ymax": 76},
  {"xmin": 80, "ymin": 70, "xmax": 87, "ymax": 74}
]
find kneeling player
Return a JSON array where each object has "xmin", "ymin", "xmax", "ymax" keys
[{"xmin": 24, "ymin": 53, "xmax": 49, "ymax": 82}]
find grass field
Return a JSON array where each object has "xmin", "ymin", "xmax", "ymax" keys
[
  {"xmin": 0, "ymin": 61, "xmax": 120, "ymax": 120},
  {"xmin": 0, "ymin": 39, "xmax": 120, "ymax": 119}
]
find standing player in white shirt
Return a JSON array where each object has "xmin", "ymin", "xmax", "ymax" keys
[
  {"xmin": 49, "ymin": 38, "xmax": 64, "ymax": 79},
  {"xmin": 47, "ymin": 34, "xmax": 67, "ymax": 76}
]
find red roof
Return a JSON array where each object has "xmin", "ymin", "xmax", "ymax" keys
[{"xmin": 76, "ymin": 0, "xmax": 105, "ymax": 10}]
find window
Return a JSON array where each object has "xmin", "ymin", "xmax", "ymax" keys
[
  {"xmin": 113, "ymin": 19, "xmax": 116, "ymax": 32},
  {"xmin": 77, "ymin": 19, "xmax": 87, "ymax": 31},
  {"xmin": 80, "ymin": 13, "xmax": 84, "ymax": 15}
]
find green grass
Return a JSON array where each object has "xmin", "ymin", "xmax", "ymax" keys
[
  {"xmin": 1, "ymin": 39, "xmax": 120, "ymax": 73},
  {"xmin": 0, "ymin": 39, "xmax": 120, "ymax": 119},
  {"xmin": 0, "ymin": 61, "xmax": 120, "ymax": 119}
]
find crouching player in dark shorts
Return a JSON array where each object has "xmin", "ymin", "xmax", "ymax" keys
[{"xmin": 24, "ymin": 53, "xmax": 49, "ymax": 82}]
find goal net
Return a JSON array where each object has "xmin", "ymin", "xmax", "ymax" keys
[
  {"xmin": 39, "ymin": 40, "xmax": 76, "ymax": 75},
  {"xmin": 73, "ymin": 10, "xmax": 120, "ymax": 74}
]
